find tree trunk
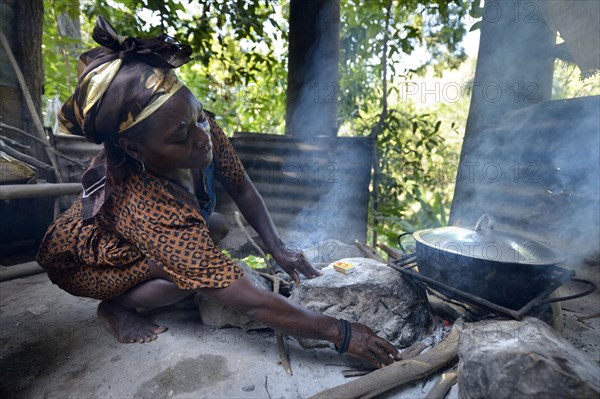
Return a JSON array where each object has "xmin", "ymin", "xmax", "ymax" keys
[
  {"xmin": 285, "ymin": 0, "xmax": 340, "ymax": 138},
  {"xmin": 16, "ymin": 0, "xmax": 44, "ymax": 127}
]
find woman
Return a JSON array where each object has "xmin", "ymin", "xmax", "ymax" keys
[{"xmin": 37, "ymin": 17, "xmax": 399, "ymax": 368}]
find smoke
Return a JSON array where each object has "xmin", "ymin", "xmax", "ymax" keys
[
  {"xmin": 453, "ymin": 94, "xmax": 600, "ymax": 265},
  {"xmin": 280, "ymin": 138, "xmax": 372, "ymax": 251}
]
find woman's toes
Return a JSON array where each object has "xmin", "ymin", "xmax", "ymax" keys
[{"xmin": 153, "ymin": 325, "xmax": 168, "ymax": 334}]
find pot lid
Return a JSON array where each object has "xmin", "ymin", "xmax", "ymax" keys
[{"xmin": 412, "ymin": 215, "xmax": 564, "ymax": 265}]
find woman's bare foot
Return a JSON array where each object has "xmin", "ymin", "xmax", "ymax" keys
[{"xmin": 97, "ymin": 300, "xmax": 167, "ymax": 343}]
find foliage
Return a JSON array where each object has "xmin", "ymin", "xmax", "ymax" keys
[
  {"xmin": 42, "ymin": 0, "xmax": 83, "ymax": 103},
  {"xmin": 339, "ymin": 1, "xmax": 470, "ymax": 244},
  {"xmin": 552, "ymin": 60, "xmax": 600, "ymax": 99},
  {"xmin": 241, "ymin": 254, "xmax": 268, "ymax": 270},
  {"xmin": 43, "ymin": 0, "xmax": 288, "ymax": 133},
  {"xmin": 338, "ymin": 0, "xmax": 468, "ymax": 126}
]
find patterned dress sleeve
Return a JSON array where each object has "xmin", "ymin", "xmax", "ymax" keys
[
  {"xmin": 104, "ymin": 173, "xmax": 243, "ymax": 290},
  {"xmin": 206, "ymin": 115, "xmax": 246, "ymax": 186}
]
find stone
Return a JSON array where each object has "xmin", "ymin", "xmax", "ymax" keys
[
  {"xmin": 241, "ymin": 385, "xmax": 255, "ymax": 392},
  {"xmin": 458, "ymin": 317, "xmax": 600, "ymax": 399},
  {"xmin": 199, "ymin": 261, "xmax": 271, "ymax": 331},
  {"xmin": 288, "ymin": 257, "xmax": 433, "ymax": 348}
]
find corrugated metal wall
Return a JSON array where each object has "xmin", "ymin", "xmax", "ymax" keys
[{"xmin": 216, "ymin": 133, "xmax": 373, "ymax": 248}]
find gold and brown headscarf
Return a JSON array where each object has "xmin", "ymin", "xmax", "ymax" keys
[{"xmin": 60, "ymin": 16, "xmax": 193, "ymax": 220}]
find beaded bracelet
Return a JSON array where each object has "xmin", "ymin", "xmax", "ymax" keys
[{"xmin": 335, "ymin": 319, "xmax": 351, "ymax": 354}]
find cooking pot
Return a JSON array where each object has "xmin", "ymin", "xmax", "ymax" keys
[{"xmin": 398, "ymin": 214, "xmax": 566, "ymax": 310}]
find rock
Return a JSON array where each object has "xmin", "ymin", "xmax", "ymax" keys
[
  {"xmin": 300, "ymin": 239, "xmax": 365, "ymax": 269},
  {"xmin": 27, "ymin": 304, "xmax": 49, "ymax": 316},
  {"xmin": 458, "ymin": 317, "xmax": 600, "ymax": 399},
  {"xmin": 199, "ymin": 261, "xmax": 271, "ymax": 331},
  {"xmin": 288, "ymin": 257, "xmax": 433, "ymax": 348},
  {"xmin": 241, "ymin": 384, "xmax": 255, "ymax": 392}
]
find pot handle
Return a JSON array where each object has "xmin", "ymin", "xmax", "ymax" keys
[
  {"xmin": 543, "ymin": 278, "xmax": 597, "ymax": 304},
  {"xmin": 474, "ymin": 213, "xmax": 495, "ymax": 231},
  {"xmin": 397, "ymin": 232, "xmax": 416, "ymax": 254}
]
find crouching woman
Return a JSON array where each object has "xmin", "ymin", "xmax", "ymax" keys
[{"xmin": 37, "ymin": 16, "xmax": 399, "ymax": 368}]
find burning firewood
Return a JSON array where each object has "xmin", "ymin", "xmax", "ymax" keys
[{"xmin": 309, "ymin": 320, "xmax": 463, "ymax": 399}]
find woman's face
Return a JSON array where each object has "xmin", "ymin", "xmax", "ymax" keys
[{"xmin": 123, "ymin": 87, "xmax": 213, "ymax": 176}]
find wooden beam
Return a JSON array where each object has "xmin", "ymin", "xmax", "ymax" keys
[{"xmin": 0, "ymin": 183, "xmax": 81, "ymax": 200}]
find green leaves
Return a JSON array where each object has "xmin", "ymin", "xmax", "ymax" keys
[{"xmin": 468, "ymin": 0, "xmax": 483, "ymax": 32}]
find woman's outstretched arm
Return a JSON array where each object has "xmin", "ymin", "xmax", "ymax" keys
[{"xmin": 197, "ymin": 273, "xmax": 400, "ymax": 368}]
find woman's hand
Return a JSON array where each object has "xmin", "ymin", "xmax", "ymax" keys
[
  {"xmin": 270, "ymin": 245, "xmax": 322, "ymax": 285},
  {"xmin": 344, "ymin": 322, "xmax": 400, "ymax": 368}
]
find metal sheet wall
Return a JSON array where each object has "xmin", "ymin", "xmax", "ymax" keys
[{"xmin": 216, "ymin": 133, "xmax": 373, "ymax": 248}]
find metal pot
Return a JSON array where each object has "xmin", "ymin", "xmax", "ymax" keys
[{"xmin": 398, "ymin": 214, "xmax": 566, "ymax": 310}]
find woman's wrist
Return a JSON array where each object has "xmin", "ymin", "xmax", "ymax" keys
[
  {"xmin": 266, "ymin": 239, "xmax": 286, "ymax": 256},
  {"xmin": 334, "ymin": 319, "xmax": 351, "ymax": 353},
  {"xmin": 324, "ymin": 317, "xmax": 344, "ymax": 348}
]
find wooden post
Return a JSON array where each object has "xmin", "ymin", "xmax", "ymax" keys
[{"xmin": 285, "ymin": 0, "xmax": 340, "ymax": 137}]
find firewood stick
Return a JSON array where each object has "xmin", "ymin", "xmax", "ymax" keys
[
  {"xmin": 576, "ymin": 312, "xmax": 600, "ymax": 321},
  {"xmin": 0, "ymin": 29, "xmax": 64, "ymax": 183},
  {"xmin": 0, "ymin": 135, "xmax": 29, "ymax": 150},
  {"xmin": 0, "ymin": 139, "xmax": 55, "ymax": 171},
  {"xmin": 424, "ymin": 369, "xmax": 458, "ymax": 399},
  {"xmin": 354, "ymin": 240, "xmax": 386, "ymax": 263},
  {"xmin": 309, "ymin": 320, "xmax": 462, "ymax": 399},
  {"xmin": 376, "ymin": 243, "xmax": 403, "ymax": 260},
  {"xmin": 0, "ymin": 122, "xmax": 87, "ymax": 168},
  {"xmin": 342, "ymin": 369, "xmax": 374, "ymax": 378},
  {"xmin": 273, "ymin": 276, "xmax": 293, "ymax": 375},
  {"xmin": 257, "ymin": 272, "xmax": 289, "ymax": 286},
  {"xmin": 398, "ymin": 340, "xmax": 429, "ymax": 360}
]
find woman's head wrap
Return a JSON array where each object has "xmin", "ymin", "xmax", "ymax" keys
[
  {"xmin": 60, "ymin": 16, "xmax": 194, "ymax": 221},
  {"xmin": 59, "ymin": 15, "xmax": 193, "ymax": 143}
]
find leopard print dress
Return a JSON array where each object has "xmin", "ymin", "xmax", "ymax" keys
[{"xmin": 36, "ymin": 118, "xmax": 245, "ymax": 300}]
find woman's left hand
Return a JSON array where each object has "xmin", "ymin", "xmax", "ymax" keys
[{"xmin": 271, "ymin": 245, "xmax": 322, "ymax": 285}]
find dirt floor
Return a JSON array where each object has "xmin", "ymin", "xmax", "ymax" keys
[
  {"xmin": 558, "ymin": 261, "xmax": 600, "ymax": 363},
  {"xmin": 0, "ymin": 261, "xmax": 598, "ymax": 398}
]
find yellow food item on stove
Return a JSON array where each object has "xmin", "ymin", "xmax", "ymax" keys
[{"xmin": 333, "ymin": 261, "xmax": 355, "ymax": 274}]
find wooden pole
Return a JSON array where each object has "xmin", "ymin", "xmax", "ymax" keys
[
  {"xmin": 0, "ymin": 183, "xmax": 81, "ymax": 200},
  {"xmin": 0, "ymin": 28, "xmax": 64, "ymax": 183}
]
